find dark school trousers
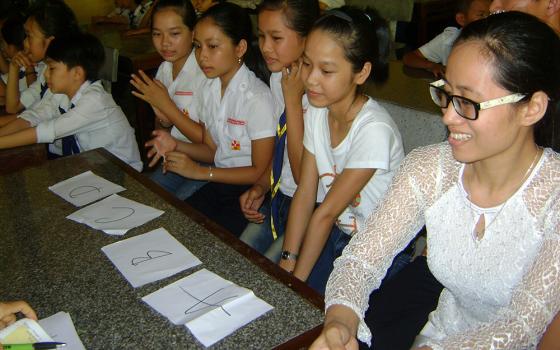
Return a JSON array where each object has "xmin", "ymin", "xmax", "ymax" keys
[
  {"xmin": 359, "ymin": 256, "xmax": 444, "ymax": 350},
  {"xmin": 185, "ymin": 182, "xmax": 251, "ymax": 237}
]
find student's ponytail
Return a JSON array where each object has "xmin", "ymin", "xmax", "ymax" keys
[
  {"xmin": 200, "ymin": 3, "xmax": 270, "ymax": 84},
  {"xmin": 312, "ymin": 6, "xmax": 390, "ymax": 85}
]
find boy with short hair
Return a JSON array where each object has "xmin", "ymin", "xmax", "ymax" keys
[
  {"xmin": 403, "ymin": 0, "xmax": 490, "ymax": 77},
  {"xmin": 0, "ymin": 33, "xmax": 143, "ymax": 172}
]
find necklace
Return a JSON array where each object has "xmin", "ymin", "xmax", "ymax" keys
[{"xmin": 464, "ymin": 146, "xmax": 542, "ymax": 240}]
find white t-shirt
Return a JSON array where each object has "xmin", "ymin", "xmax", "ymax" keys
[
  {"xmin": 192, "ymin": 64, "xmax": 276, "ymax": 168},
  {"xmin": 154, "ymin": 51, "xmax": 208, "ymax": 142},
  {"xmin": 303, "ymin": 98, "xmax": 404, "ymax": 235},
  {"xmin": 418, "ymin": 27, "xmax": 461, "ymax": 66},
  {"xmin": 19, "ymin": 61, "xmax": 48, "ymax": 108},
  {"xmin": 20, "ymin": 80, "xmax": 143, "ymax": 171},
  {"xmin": 269, "ymin": 72, "xmax": 325, "ymax": 201}
]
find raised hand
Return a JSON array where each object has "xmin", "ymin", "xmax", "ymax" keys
[{"xmin": 145, "ymin": 129, "xmax": 177, "ymax": 168}]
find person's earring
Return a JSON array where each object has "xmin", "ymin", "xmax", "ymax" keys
[{"xmin": 237, "ymin": 57, "xmax": 242, "ymax": 64}]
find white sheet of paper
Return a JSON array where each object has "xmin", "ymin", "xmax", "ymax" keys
[
  {"xmin": 0, "ymin": 318, "xmax": 53, "ymax": 343},
  {"xmin": 66, "ymin": 194, "xmax": 164, "ymax": 235},
  {"xmin": 186, "ymin": 294, "xmax": 273, "ymax": 347},
  {"xmin": 142, "ymin": 269, "xmax": 250, "ymax": 325},
  {"xmin": 49, "ymin": 171, "xmax": 126, "ymax": 207},
  {"xmin": 101, "ymin": 227, "xmax": 202, "ymax": 287},
  {"xmin": 142, "ymin": 269, "xmax": 273, "ymax": 347},
  {"xmin": 39, "ymin": 312, "xmax": 85, "ymax": 350}
]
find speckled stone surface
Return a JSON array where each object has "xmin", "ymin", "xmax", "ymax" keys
[{"xmin": 0, "ymin": 151, "xmax": 323, "ymax": 349}]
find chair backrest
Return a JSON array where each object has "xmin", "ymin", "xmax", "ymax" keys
[{"xmin": 99, "ymin": 46, "xmax": 119, "ymax": 93}]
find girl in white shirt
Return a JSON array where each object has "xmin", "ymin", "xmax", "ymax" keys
[
  {"xmin": 131, "ymin": 0, "xmax": 209, "ymax": 199},
  {"xmin": 312, "ymin": 12, "xmax": 560, "ymax": 350},
  {"xmin": 238, "ymin": 0, "xmax": 322, "ymax": 262},
  {"xmin": 3, "ymin": 0, "xmax": 78, "ymax": 116},
  {"xmin": 147, "ymin": 2, "xmax": 276, "ymax": 236},
  {"xmin": 279, "ymin": 7, "xmax": 405, "ymax": 295}
]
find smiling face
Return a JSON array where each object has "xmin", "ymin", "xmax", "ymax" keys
[
  {"xmin": 152, "ymin": 7, "xmax": 193, "ymax": 71},
  {"xmin": 23, "ymin": 17, "xmax": 53, "ymax": 63},
  {"xmin": 258, "ymin": 9, "xmax": 306, "ymax": 73},
  {"xmin": 441, "ymin": 40, "xmax": 530, "ymax": 164},
  {"xmin": 301, "ymin": 29, "xmax": 364, "ymax": 112},
  {"xmin": 193, "ymin": 17, "xmax": 245, "ymax": 87}
]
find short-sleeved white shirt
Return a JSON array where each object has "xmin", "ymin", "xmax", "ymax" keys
[
  {"xmin": 269, "ymin": 72, "xmax": 325, "ymax": 201},
  {"xmin": 192, "ymin": 64, "xmax": 276, "ymax": 168},
  {"xmin": 154, "ymin": 51, "xmax": 209, "ymax": 142},
  {"xmin": 2, "ymin": 66, "xmax": 34, "ymax": 92},
  {"xmin": 303, "ymin": 98, "xmax": 404, "ymax": 235},
  {"xmin": 20, "ymin": 80, "xmax": 143, "ymax": 171},
  {"xmin": 19, "ymin": 61, "xmax": 47, "ymax": 108},
  {"xmin": 130, "ymin": 0, "xmax": 153, "ymax": 28},
  {"xmin": 418, "ymin": 27, "xmax": 461, "ymax": 66}
]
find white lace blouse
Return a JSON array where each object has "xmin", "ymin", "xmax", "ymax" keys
[{"xmin": 325, "ymin": 142, "xmax": 560, "ymax": 349}]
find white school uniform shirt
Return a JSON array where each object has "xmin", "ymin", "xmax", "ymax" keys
[
  {"xmin": 1, "ymin": 63, "xmax": 42, "ymax": 92},
  {"xmin": 130, "ymin": 0, "xmax": 153, "ymax": 28},
  {"xmin": 107, "ymin": 7, "xmax": 131, "ymax": 18},
  {"xmin": 20, "ymin": 80, "xmax": 143, "ymax": 172},
  {"xmin": 192, "ymin": 64, "xmax": 276, "ymax": 168},
  {"xmin": 303, "ymin": 98, "xmax": 404, "ymax": 235},
  {"xmin": 418, "ymin": 27, "xmax": 461, "ymax": 66},
  {"xmin": 19, "ymin": 61, "xmax": 48, "ymax": 109},
  {"xmin": 269, "ymin": 72, "xmax": 325, "ymax": 201},
  {"xmin": 154, "ymin": 51, "xmax": 208, "ymax": 142}
]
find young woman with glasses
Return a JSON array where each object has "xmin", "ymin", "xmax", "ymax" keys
[{"xmin": 310, "ymin": 11, "xmax": 560, "ymax": 350}]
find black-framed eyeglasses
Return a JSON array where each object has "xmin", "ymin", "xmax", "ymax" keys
[{"xmin": 429, "ymin": 79, "xmax": 526, "ymax": 120}]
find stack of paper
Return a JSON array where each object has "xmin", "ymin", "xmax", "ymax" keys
[
  {"xmin": 67, "ymin": 194, "xmax": 164, "ymax": 235},
  {"xmin": 102, "ymin": 228, "xmax": 202, "ymax": 287},
  {"xmin": 142, "ymin": 269, "xmax": 273, "ymax": 347},
  {"xmin": 49, "ymin": 171, "xmax": 125, "ymax": 207}
]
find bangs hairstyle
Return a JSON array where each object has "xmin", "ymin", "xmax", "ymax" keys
[
  {"xmin": 312, "ymin": 6, "xmax": 390, "ymax": 84},
  {"xmin": 199, "ymin": 2, "xmax": 270, "ymax": 84},
  {"xmin": 46, "ymin": 33, "xmax": 105, "ymax": 81},
  {"xmin": 455, "ymin": 11, "xmax": 560, "ymax": 151},
  {"xmin": 27, "ymin": 0, "xmax": 78, "ymax": 38},
  {"xmin": 257, "ymin": 0, "xmax": 320, "ymax": 37},
  {"xmin": 151, "ymin": 0, "xmax": 197, "ymax": 31}
]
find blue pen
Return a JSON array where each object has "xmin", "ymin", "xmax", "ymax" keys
[{"xmin": 1, "ymin": 342, "xmax": 66, "ymax": 350}]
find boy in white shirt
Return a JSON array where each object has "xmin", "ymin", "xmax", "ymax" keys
[
  {"xmin": 0, "ymin": 33, "xmax": 143, "ymax": 172},
  {"xmin": 403, "ymin": 0, "xmax": 489, "ymax": 77}
]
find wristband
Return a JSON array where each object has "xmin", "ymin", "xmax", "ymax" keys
[
  {"xmin": 281, "ymin": 250, "xmax": 298, "ymax": 261},
  {"xmin": 208, "ymin": 165, "xmax": 213, "ymax": 180}
]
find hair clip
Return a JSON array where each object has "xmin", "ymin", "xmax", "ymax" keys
[
  {"xmin": 364, "ymin": 13, "xmax": 372, "ymax": 22},
  {"xmin": 326, "ymin": 10, "xmax": 352, "ymax": 23}
]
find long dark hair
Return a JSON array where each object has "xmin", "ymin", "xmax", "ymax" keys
[
  {"xmin": 151, "ymin": 0, "xmax": 197, "ymax": 31},
  {"xmin": 199, "ymin": 2, "xmax": 270, "ymax": 84},
  {"xmin": 257, "ymin": 0, "xmax": 320, "ymax": 37},
  {"xmin": 27, "ymin": 0, "xmax": 78, "ymax": 38},
  {"xmin": 311, "ymin": 6, "xmax": 390, "ymax": 85},
  {"xmin": 456, "ymin": 11, "xmax": 560, "ymax": 151}
]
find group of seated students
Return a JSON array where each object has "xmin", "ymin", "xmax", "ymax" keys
[{"xmin": 0, "ymin": 0, "xmax": 559, "ymax": 349}]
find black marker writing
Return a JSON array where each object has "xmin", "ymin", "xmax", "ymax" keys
[
  {"xmin": 181, "ymin": 286, "xmax": 237, "ymax": 317},
  {"xmin": 94, "ymin": 207, "xmax": 135, "ymax": 223},
  {"xmin": 131, "ymin": 250, "xmax": 172, "ymax": 266},
  {"xmin": 69, "ymin": 185, "xmax": 102, "ymax": 198}
]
